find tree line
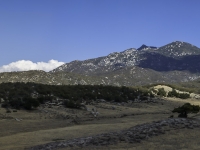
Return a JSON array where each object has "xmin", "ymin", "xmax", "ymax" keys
[{"xmin": 0, "ymin": 82, "xmax": 154, "ymax": 110}]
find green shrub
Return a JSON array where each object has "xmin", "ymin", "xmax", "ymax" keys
[
  {"xmin": 63, "ymin": 100, "xmax": 81, "ymax": 109},
  {"xmin": 114, "ymin": 95, "xmax": 125, "ymax": 102},
  {"xmin": 9, "ymin": 98, "xmax": 23, "ymax": 109},
  {"xmin": 168, "ymin": 89, "xmax": 190, "ymax": 99},
  {"xmin": 168, "ymin": 89, "xmax": 179, "ymax": 97},
  {"xmin": 172, "ymin": 103, "xmax": 200, "ymax": 118},
  {"xmin": 6, "ymin": 110, "xmax": 11, "ymax": 113},
  {"xmin": 23, "ymin": 97, "xmax": 39, "ymax": 110},
  {"xmin": 1, "ymin": 103, "xmax": 9, "ymax": 108},
  {"xmin": 178, "ymin": 93, "xmax": 190, "ymax": 99},
  {"xmin": 157, "ymin": 88, "xmax": 166, "ymax": 97}
]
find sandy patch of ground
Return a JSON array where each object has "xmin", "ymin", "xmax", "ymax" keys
[{"xmin": 153, "ymin": 85, "xmax": 200, "ymax": 99}]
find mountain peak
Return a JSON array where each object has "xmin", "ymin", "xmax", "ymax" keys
[
  {"xmin": 137, "ymin": 44, "xmax": 157, "ymax": 51},
  {"xmin": 137, "ymin": 44, "xmax": 148, "ymax": 50},
  {"xmin": 156, "ymin": 41, "xmax": 200, "ymax": 58}
]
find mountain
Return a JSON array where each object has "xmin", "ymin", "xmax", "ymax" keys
[
  {"xmin": 155, "ymin": 41, "xmax": 200, "ymax": 58},
  {"xmin": 0, "ymin": 41, "xmax": 200, "ymax": 86},
  {"xmin": 52, "ymin": 41, "xmax": 200, "ymax": 74}
]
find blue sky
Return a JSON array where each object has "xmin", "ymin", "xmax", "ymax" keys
[{"xmin": 0, "ymin": 0, "xmax": 200, "ymax": 71}]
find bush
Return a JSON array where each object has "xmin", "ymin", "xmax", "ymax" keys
[
  {"xmin": 168, "ymin": 89, "xmax": 190, "ymax": 99},
  {"xmin": 23, "ymin": 97, "xmax": 39, "ymax": 110},
  {"xmin": 37, "ymin": 96, "xmax": 53, "ymax": 104},
  {"xmin": 63, "ymin": 100, "xmax": 81, "ymax": 109},
  {"xmin": 114, "ymin": 95, "xmax": 124, "ymax": 102},
  {"xmin": 172, "ymin": 103, "xmax": 200, "ymax": 118},
  {"xmin": 9, "ymin": 99, "xmax": 23, "ymax": 109},
  {"xmin": 1, "ymin": 103, "xmax": 9, "ymax": 108},
  {"xmin": 6, "ymin": 110, "xmax": 11, "ymax": 113},
  {"xmin": 178, "ymin": 93, "xmax": 190, "ymax": 99},
  {"xmin": 140, "ymin": 96, "xmax": 148, "ymax": 100},
  {"xmin": 157, "ymin": 88, "xmax": 166, "ymax": 97},
  {"xmin": 168, "ymin": 89, "xmax": 179, "ymax": 97}
]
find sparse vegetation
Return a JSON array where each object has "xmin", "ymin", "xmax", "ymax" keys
[
  {"xmin": 168, "ymin": 89, "xmax": 190, "ymax": 99},
  {"xmin": 145, "ymin": 83, "xmax": 197, "ymax": 93}
]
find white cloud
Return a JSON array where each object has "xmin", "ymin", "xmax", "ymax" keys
[{"xmin": 0, "ymin": 60, "xmax": 65, "ymax": 72}]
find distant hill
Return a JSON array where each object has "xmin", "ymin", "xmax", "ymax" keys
[{"xmin": 0, "ymin": 68, "xmax": 198, "ymax": 86}]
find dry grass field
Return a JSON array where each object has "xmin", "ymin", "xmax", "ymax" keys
[{"xmin": 1, "ymin": 89, "xmax": 200, "ymax": 150}]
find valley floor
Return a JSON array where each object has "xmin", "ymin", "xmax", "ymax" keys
[{"xmin": 1, "ymin": 97, "xmax": 200, "ymax": 150}]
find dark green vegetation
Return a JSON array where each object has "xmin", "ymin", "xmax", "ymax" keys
[
  {"xmin": 0, "ymin": 82, "xmax": 154, "ymax": 110},
  {"xmin": 172, "ymin": 103, "xmax": 200, "ymax": 118},
  {"xmin": 168, "ymin": 89, "xmax": 190, "ymax": 99},
  {"xmin": 156, "ymin": 88, "xmax": 167, "ymax": 97},
  {"xmin": 63, "ymin": 100, "xmax": 82, "ymax": 109}
]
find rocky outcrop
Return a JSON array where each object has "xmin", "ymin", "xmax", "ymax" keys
[{"xmin": 29, "ymin": 118, "xmax": 200, "ymax": 150}]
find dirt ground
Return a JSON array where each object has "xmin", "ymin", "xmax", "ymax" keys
[{"xmin": 1, "ymin": 96, "xmax": 200, "ymax": 150}]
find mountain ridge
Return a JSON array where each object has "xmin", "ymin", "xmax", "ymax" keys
[
  {"xmin": 1, "ymin": 41, "xmax": 200, "ymax": 86},
  {"xmin": 51, "ymin": 41, "xmax": 200, "ymax": 74}
]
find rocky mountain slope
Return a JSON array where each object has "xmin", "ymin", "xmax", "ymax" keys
[
  {"xmin": 1, "ymin": 41, "xmax": 200, "ymax": 86},
  {"xmin": 52, "ymin": 41, "xmax": 200, "ymax": 74}
]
